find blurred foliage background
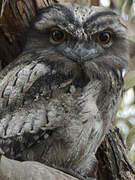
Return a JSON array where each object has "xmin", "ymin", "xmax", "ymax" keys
[{"xmin": 98, "ymin": 0, "xmax": 135, "ymax": 164}]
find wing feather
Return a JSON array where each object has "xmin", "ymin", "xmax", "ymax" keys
[{"xmin": 0, "ymin": 60, "xmax": 51, "ymax": 158}]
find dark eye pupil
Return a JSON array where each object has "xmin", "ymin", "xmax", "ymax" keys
[
  {"xmin": 99, "ymin": 32, "xmax": 110, "ymax": 42},
  {"xmin": 52, "ymin": 30, "xmax": 64, "ymax": 41}
]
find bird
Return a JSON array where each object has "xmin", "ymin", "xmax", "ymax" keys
[{"xmin": 0, "ymin": 2, "xmax": 128, "ymax": 180}]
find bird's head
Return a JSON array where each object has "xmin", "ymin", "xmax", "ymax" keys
[{"xmin": 25, "ymin": 3, "xmax": 128, "ymax": 87}]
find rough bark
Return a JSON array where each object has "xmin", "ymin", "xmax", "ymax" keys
[
  {"xmin": 0, "ymin": 155, "xmax": 78, "ymax": 180},
  {"xmin": 0, "ymin": 0, "xmax": 135, "ymax": 180},
  {"xmin": 0, "ymin": 0, "xmax": 37, "ymax": 68},
  {"xmin": 96, "ymin": 128, "xmax": 135, "ymax": 180}
]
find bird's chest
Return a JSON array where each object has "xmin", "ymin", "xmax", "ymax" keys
[
  {"xmin": 39, "ymin": 80, "xmax": 104, "ymax": 165},
  {"xmin": 23, "ymin": 72, "xmax": 115, "ymax": 167}
]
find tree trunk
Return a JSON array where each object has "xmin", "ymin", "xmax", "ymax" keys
[
  {"xmin": 0, "ymin": 0, "xmax": 135, "ymax": 179},
  {"xmin": 96, "ymin": 128, "xmax": 135, "ymax": 180},
  {"xmin": 0, "ymin": 0, "xmax": 37, "ymax": 68}
]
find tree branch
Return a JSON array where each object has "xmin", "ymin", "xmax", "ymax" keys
[
  {"xmin": 0, "ymin": 155, "xmax": 78, "ymax": 180},
  {"xmin": 96, "ymin": 128, "xmax": 135, "ymax": 180}
]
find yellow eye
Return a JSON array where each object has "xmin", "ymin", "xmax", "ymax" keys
[
  {"xmin": 97, "ymin": 31, "xmax": 112, "ymax": 45},
  {"xmin": 50, "ymin": 28, "xmax": 66, "ymax": 43}
]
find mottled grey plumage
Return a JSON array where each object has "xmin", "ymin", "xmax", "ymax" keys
[{"xmin": 0, "ymin": 2, "xmax": 128, "ymax": 180}]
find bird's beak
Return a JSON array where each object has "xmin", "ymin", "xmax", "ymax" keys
[{"xmin": 64, "ymin": 44, "xmax": 98, "ymax": 62}]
